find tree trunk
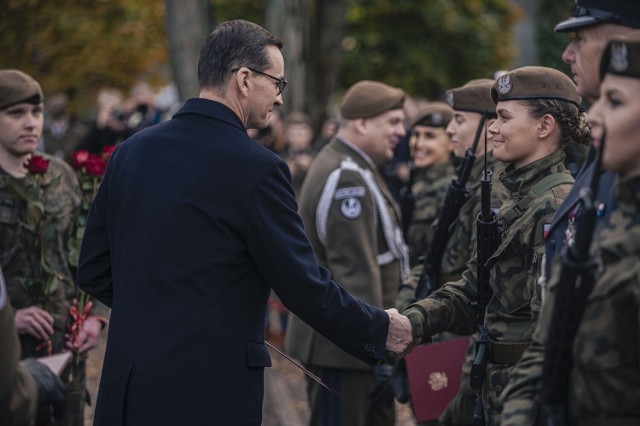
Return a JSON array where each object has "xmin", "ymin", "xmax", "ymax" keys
[
  {"xmin": 164, "ymin": 0, "xmax": 210, "ymax": 101},
  {"xmin": 265, "ymin": 0, "xmax": 309, "ymax": 118},
  {"xmin": 306, "ymin": 0, "xmax": 347, "ymax": 136}
]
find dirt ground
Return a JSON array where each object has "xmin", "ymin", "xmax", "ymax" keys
[{"xmin": 83, "ymin": 309, "xmax": 417, "ymax": 426}]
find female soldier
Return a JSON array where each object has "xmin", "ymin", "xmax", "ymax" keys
[
  {"xmin": 404, "ymin": 66, "xmax": 589, "ymax": 425},
  {"xmin": 501, "ymin": 35, "xmax": 640, "ymax": 426},
  {"xmin": 405, "ymin": 101, "xmax": 456, "ymax": 265}
]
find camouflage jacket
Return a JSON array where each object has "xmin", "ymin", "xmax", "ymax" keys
[
  {"xmin": 501, "ymin": 175, "xmax": 640, "ymax": 426},
  {"xmin": 407, "ymin": 160, "xmax": 456, "ymax": 266},
  {"xmin": 405, "ymin": 149, "xmax": 573, "ymax": 424},
  {"xmin": 0, "ymin": 154, "xmax": 81, "ymax": 357}
]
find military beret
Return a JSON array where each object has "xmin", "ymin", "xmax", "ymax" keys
[
  {"xmin": 599, "ymin": 33, "xmax": 640, "ymax": 80},
  {"xmin": 555, "ymin": 0, "xmax": 640, "ymax": 33},
  {"xmin": 445, "ymin": 79, "xmax": 496, "ymax": 117},
  {"xmin": 491, "ymin": 66, "xmax": 582, "ymax": 107},
  {"xmin": 0, "ymin": 69, "xmax": 43, "ymax": 111},
  {"xmin": 339, "ymin": 80, "xmax": 405, "ymax": 119},
  {"xmin": 410, "ymin": 102, "xmax": 453, "ymax": 128}
]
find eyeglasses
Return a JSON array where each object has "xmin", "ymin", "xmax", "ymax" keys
[{"xmin": 233, "ymin": 67, "xmax": 288, "ymax": 95}]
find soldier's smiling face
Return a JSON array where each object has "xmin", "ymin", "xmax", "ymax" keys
[{"xmin": 409, "ymin": 124, "xmax": 452, "ymax": 168}]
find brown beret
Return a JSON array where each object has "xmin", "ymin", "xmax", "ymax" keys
[
  {"xmin": 599, "ymin": 32, "xmax": 640, "ymax": 80},
  {"xmin": 491, "ymin": 66, "xmax": 581, "ymax": 107},
  {"xmin": 445, "ymin": 79, "xmax": 496, "ymax": 116},
  {"xmin": 0, "ymin": 69, "xmax": 43, "ymax": 111},
  {"xmin": 339, "ymin": 80, "xmax": 405, "ymax": 119},
  {"xmin": 410, "ymin": 102, "xmax": 453, "ymax": 128}
]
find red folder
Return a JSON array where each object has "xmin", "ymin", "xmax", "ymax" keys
[{"xmin": 405, "ymin": 336, "xmax": 470, "ymax": 422}]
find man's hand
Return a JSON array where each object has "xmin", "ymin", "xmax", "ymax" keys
[
  {"xmin": 15, "ymin": 306, "xmax": 54, "ymax": 340},
  {"xmin": 384, "ymin": 308, "xmax": 418, "ymax": 358},
  {"xmin": 66, "ymin": 317, "xmax": 102, "ymax": 353},
  {"xmin": 20, "ymin": 358, "xmax": 66, "ymax": 421}
]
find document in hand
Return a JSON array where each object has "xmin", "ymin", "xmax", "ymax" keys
[{"xmin": 405, "ymin": 336, "xmax": 470, "ymax": 422}]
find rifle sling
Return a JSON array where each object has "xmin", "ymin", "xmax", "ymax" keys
[{"xmin": 501, "ymin": 173, "xmax": 574, "ymax": 227}]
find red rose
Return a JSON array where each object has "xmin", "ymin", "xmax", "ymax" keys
[
  {"xmin": 85, "ymin": 154, "xmax": 107, "ymax": 177},
  {"xmin": 26, "ymin": 155, "xmax": 49, "ymax": 174},
  {"xmin": 102, "ymin": 145, "xmax": 116, "ymax": 160},
  {"xmin": 71, "ymin": 150, "xmax": 90, "ymax": 169}
]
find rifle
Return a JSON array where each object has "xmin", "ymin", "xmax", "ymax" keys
[
  {"xmin": 414, "ymin": 113, "xmax": 486, "ymax": 300},
  {"xmin": 470, "ymin": 134, "xmax": 501, "ymax": 426},
  {"xmin": 538, "ymin": 132, "xmax": 606, "ymax": 426}
]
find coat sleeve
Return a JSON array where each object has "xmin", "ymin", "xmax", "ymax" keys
[{"xmin": 246, "ymin": 162, "xmax": 390, "ymax": 364}]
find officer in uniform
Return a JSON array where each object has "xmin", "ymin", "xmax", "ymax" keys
[
  {"xmin": 285, "ymin": 80, "xmax": 409, "ymax": 426},
  {"xmin": 405, "ymin": 101, "xmax": 456, "ymax": 266},
  {"xmin": 543, "ymin": 0, "xmax": 640, "ymax": 288},
  {"xmin": 0, "ymin": 266, "xmax": 66, "ymax": 426},
  {"xmin": 404, "ymin": 67, "xmax": 590, "ymax": 425},
  {"xmin": 0, "ymin": 69, "xmax": 99, "ymax": 426},
  {"xmin": 501, "ymin": 35, "xmax": 640, "ymax": 426}
]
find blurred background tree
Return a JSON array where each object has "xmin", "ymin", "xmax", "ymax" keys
[
  {"xmin": 535, "ymin": 0, "xmax": 573, "ymax": 74},
  {"xmin": 0, "ymin": 0, "xmax": 524, "ymax": 132},
  {"xmin": 0, "ymin": 0, "xmax": 167, "ymax": 118}
]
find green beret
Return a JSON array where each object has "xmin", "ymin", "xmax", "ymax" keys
[
  {"xmin": 0, "ymin": 69, "xmax": 43, "ymax": 111},
  {"xmin": 599, "ymin": 33, "xmax": 640, "ymax": 80},
  {"xmin": 410, "ymin": 102, "xmax": 453, "ymax": 128},
  {"xmin": 339, "ymin": 80, "xmax": 405, "ymax": 119},
  {"xmin": 491, "ymin": 66, "xmax": 581, "ymax": 107},
  {"xmin": 445, "ymin": 79, "xmax": 496, "ymax": 116}
]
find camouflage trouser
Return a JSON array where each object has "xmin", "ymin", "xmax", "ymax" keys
[{"xmin": 482, "ymin": 361, "xmax": 514, "ymax": 426}]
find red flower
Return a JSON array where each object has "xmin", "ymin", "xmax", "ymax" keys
[
  {"xmin": 71, "ymin": 150, "xmax": 90, "ymax": 169},
  {"xmin": 102, "ymin": 145, "xmax": 116, "ymax": 160},
  {"xmin": 26, "ymin": 155, "xmax": 49, "ymax": 174},
  {"xmin": 85, "ymin": 154, "xmax": 107, "ymax": 177}
]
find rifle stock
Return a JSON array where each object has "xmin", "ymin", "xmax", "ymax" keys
[
  {"xmin": 414, "ymin": 114, "xmax": 487, "ymax": 300},
  {"xmin": 538, "ymin": 134, "xmax": 606, "ymax": 426},
  {"xmin": 471, "ymin": 167, "xmax": 501, "ymax": 425}
]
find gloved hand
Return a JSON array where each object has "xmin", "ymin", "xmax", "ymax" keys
[
  {"xmin": 369, "ymin": 364, "xmax": 394, "ymax": 403},
  {"xmin": 21, "ymin": 358, "xmax": 66, "ymax": 421}
]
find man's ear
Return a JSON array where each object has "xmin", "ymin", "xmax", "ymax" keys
[
  {"xmin": 353, "ymin": 118, "xmax": 368, "ymax": 135},
  {"xmin": 538, "ymin": 114, "xmax": 556, "ymax": 139},
  {"xmin": 235, "ymin": 68, "xmax": 251, "ymax": 97}
]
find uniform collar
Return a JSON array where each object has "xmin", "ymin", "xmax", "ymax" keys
[
  {"xmin": 173, "ymin": 98, "xmax": 247, "ymax": 134},
  {"xmin": 499, "ymin": 149, "xmax": 567, "ymax": 196}
]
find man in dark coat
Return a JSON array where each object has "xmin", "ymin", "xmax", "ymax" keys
[{"xmin": 76, "ymin": 19, "xmax": 414, "ymax": 426}]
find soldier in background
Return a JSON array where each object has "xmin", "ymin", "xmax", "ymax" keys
[
  {"xmin": 500, "ymin": 34, "xmax": 640, "ymax": 426},
  {"xmin": 404, "ymin": 67, "xmax": 590, "ymax": 425},
  {"xmin": 0, "ymin": 69, "xmax": 103, "ymax": 426},
  {"xmin": 40, "ymin": 93, "xmax": 88, "ymax": 161},
  {"xmin": 286, "ymin": 80, "xmax": 409, "ymax": 426},
  {"xmin": 405, "ymin": 101, "xmax": 456, "ymax": 267}
]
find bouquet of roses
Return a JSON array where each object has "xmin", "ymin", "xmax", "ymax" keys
[{"xmin": 65, "ymin": 146, "xmax": 114, "ymax": 361}]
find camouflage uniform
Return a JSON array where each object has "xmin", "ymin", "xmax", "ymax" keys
[
  {"xmin": 501, "ymin": 175, "xmax": 640, "ymax": 426},
  {"xmin": 407, "ymin": 161, "xmax": 456, "ymax": 266},
  {"xmin": 405, "ymin": 149, "xmax": 574, "ymax": 425},
  {"xmin": 0, "ymin": 153, "xmax": 82, "ymax": 426},
  {"xmin": 399, "ymin": 152, "xmax": 508, "ymax": 426}
]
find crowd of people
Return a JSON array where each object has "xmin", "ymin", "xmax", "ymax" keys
[{"xmin": 1, "ymin": 1, "xmax": 639, "ymax": 426}]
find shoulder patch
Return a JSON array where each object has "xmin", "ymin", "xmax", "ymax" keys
[
  {"xmin": 335, "ymin": 186, "xmax": 366, "ymax": 200},
  {"xmin": 340, "ymin": 197, "xmax": 362, "ymax": 219}
]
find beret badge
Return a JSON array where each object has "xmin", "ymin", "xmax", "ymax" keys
[
  {"xmin": 610, "ymin": 42, "xmax": 629, "ymax": 73},
  {"xmin": 497, "ymin": 74, "xmax": 512, "ymax": 95}
]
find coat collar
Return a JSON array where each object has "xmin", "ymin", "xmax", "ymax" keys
[{"xmin": 173, "ymin": 98, "xmax": 247, "ymax": 134}]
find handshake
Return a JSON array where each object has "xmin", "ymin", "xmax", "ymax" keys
[{"xmin": 384, "ymin": 308, "xmax": 422, "ymax": 362}]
